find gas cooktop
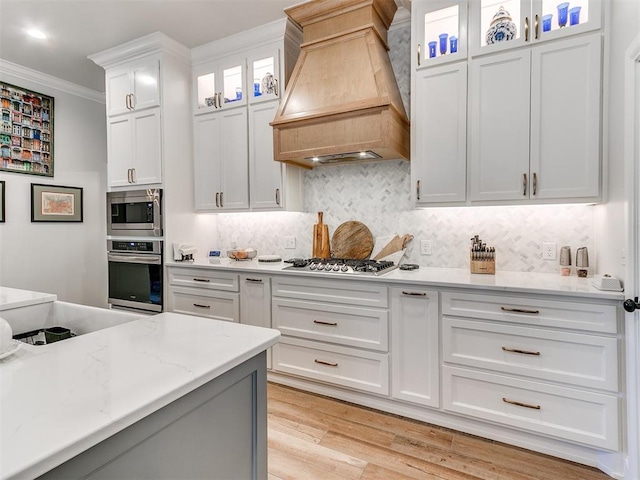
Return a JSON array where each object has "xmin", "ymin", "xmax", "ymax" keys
[{"xmin": 283, "ymin": 257, "xmax": 398, "ymax": 276}]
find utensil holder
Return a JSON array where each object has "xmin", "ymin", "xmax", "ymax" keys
[{"xmin": 470, "ymin": 252, "xmax": 496, "ymax": 275}]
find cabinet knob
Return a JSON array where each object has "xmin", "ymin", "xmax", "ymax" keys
[{"xmin": 623, "ymin": 297, "xmax": 640, "ymax": 312}]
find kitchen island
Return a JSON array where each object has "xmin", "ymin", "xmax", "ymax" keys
[{"xmin": 0, "ymin": 293, "xmax": 279, "ymax": 480}]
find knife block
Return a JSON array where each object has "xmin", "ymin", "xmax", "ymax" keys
[{"xmin": 470, "ymin": 252, "xmax": 496, "ymax": 275}]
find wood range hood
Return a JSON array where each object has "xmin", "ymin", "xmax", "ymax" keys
[{"xmin": 271, "ymin": 0, "xmax": 410, "ymax": 169}]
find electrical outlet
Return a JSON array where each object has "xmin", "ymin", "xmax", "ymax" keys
[
  {"xmin": 284, "ymin": 236, "xmax": 296, "ymax": 249},
  {"xmin": 542, "ymin": 242, "xmax": 557, "ymax": 260},
  {"xmin": 420, "ymin": 240, "xmax": 432, "ymax": 255}
]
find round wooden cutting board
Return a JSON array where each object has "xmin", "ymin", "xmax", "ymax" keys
[{"xmin": 331, "ymin": 221, "xmax": 374, "ymax": 259}]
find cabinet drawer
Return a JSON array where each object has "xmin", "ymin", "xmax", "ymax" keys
[
  {"xmin": 272, "ymin": 298, "xmax": 388, "ymax": 351},
  {"xmin": 442, "ymin": 366, "xmax": 619, "ymax": 451},
  {"xmin": 272, "ymin": 276, "xmax": 388, "ymax": 308},
  {"xmin": 168, "ymin": 267, "xmax": 239, "ymax": 292},
  {"xmin": 272, "ymin": 337, "xmax": 389, "ymax": 395},
  {"xmin": 442, "ymin": 291, "xmax": 617, "ymax": 334},
  {"xmin": 169, "ymin": 287, "xmax": 239, "ymax": 322},
  {"xmin": 443, "ymin": 318, "xmax": 618, "ymax": 391}
]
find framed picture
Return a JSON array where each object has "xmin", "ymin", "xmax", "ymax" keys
[
  {"xmin": 0, "ymin": 180, "xmax": 4, "ymax": 222},
  {"xmin": 31, "ymin": 183, "xmax": 82, "ymax": 222},
  {"xmin": 1, "ymin": 82, "xmax": 54, "ymax": 177}
]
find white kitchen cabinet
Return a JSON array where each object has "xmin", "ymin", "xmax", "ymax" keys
[
  {"xmin": 107, "ymin": 108, "xmax": 162, "ymax": 187},
  {"xmin": 105, "ymin": 57, "xmax": 160, "ymax": 116},
  {"xmin": 390, "ymin": 287, "xmax": 440, "ymax": 408},
  {"xmin": 441, "ymin": 290, "xmax": 620, "ymax": 449},
  {"xmin": 470, "ymin": 33, "xmax": 601, "ymax": 203},
  {"xmin": 469, "ymin": 0, "xmax": 602, "ymax": 57},
  {"xmin": 413, "ymin": 0, "xmax": 468, "ymax": 70},
  {"xmin": 412, "ymin": 62, "xmax": 467, "ymax": 205},
  {"xmin": 167, "ymin": 266, "xmax": 240, "ymax": 322},
  {"xmin": 240, "ymin": 274, "xmax": 272, "ymax": 368},
  {"xmin": 193, "ymin": 109, "xmax": 249, "ymax": 211},
  {"xmin": 193, "ymin": 56, "xmax": 247, "ymax": 113},
  {"xmin": 247, "ymin": 47, "xmax": 282, "ymax": 104},
  {"xmin": 249, "ymin": 100, "xmax": 303, "ymax": 210}
]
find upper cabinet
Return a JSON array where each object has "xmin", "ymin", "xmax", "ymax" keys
[
  {"xmin": 248, "ymin": 48, "xmax": 282, "ymax": 104},
  {"xmin": 105, "ymin": 58, "xmax": 160, "ymax": 116},
  {"xmin": 414, "ymin": 0, "xmax": 468, "ymax": 69},
  {"xmin": 470, "ymin": 0, "xmax": 602, "ymax": 56},
  {"xmin": 193, "ymin": 56, "xmax": 247, "ymax": 112}
]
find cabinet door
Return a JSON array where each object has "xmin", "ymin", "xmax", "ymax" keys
[
  {"xmin": 219, "ymin": 57, "xmax": 247, "ymax": 109},
  {"xmin": 470, "ymin": 0, "xmax": 530, "ymax": 57},
  {"xmin": 193, "ymin": 113, "xmax": 221, "ymax": 211},
  {"xmin": 131, "ymin": 59, "xmax": 160, "ymax": 111},
  {"xmin": 414, "ymin": 0, "xmax": 468, "ymax": 69},
  {"xmin": 390, "ymin": 287, "xmax": 440, "ymax": 407},
  {"xmin": 413, "ymin": 62, "xmax": 467, "ymax": 205},
  {"xmin": 240, "ymin": 274, "xmax": 272, "ymax": 368},
  {"xmin": 531, "ymin": 0, "xmax": 603, "ymax": 43},
  {"xmin": 106, "ymin": 67, "xmax": 132, "ymax": 117},
  {"xmin": 530, "ymin": 33, "xmax": 601, "ymax": 200},
  {"xmin": 131, "ymin": 108, "xmax": 162, "ymax": 186},
  {"xmin": 219, "ymin": 108, "xmax": 249, "ymax": 210},
  {"xmin": 248, "ymin": 49, "xmax": 281, "ymax": 103},
  {"xmin": 249, "ymin": 101, "xmax": 283, "ymax": 209},
  {"xmin": 469, "ymin": 49, "xmax": 531, "ymax": 202},
  {"xmin": 107, "ymin": 115, "xmax": 133, "ymax": 187}
]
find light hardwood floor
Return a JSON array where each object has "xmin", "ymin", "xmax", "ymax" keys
[{"xmin": 267, "ymin": 383, "xmax": 611, "ymax": 480}]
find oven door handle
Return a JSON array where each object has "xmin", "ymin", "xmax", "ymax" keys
[{"xmin": 108, "ymin": 254, "xmax": 162, "ymax": 265}]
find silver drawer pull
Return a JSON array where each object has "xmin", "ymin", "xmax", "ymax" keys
[
  {"xmin": 503, "ymin": 397, "xmax": 541, "ymax": 410},
  {"xmin": 314, "ymin": 359, "xmax": 338, "ymax": 367},
  {"xmin": 502, "ymin": 346, "xmax": 541, "ymax": 356},
  {"xmin": 501, "ymin": 307, "xmax": 540, "ymax": 314},
  {"xmin": 193, "ymin": 303, "xmax": 211, "ymax": 309},
  {"xmin": 245, "ymin": 278, "xmax": 263, "ymax": 283},
  {"xmin": 402, "ymin": 291, "xmax": 426, "ymax": 296},
  {"xmin": 193, "ymin": 278, "xmax": 211, "ymax": 283},
  {"xmin": 314, "ymin": 320, "xmax": 338, "ymax": 326}
]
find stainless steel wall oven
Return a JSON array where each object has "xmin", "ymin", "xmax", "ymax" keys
[
  {"xmin": 107, "ymin": 189, "xmax": 162, "ymax": 237},
  {"xmin": 108, "ymin": 240, "xmax": 163, "ymax": 313}
]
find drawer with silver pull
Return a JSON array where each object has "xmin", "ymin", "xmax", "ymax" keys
[
  {"xmin": 272, "ymin": 298, "xmax": 388, "ymax": 351},
  {"xmin": 272, "ymin": 337, "xmax": 389, "ymax": 395},
  {"xmin": 441, "ymin": 291, "xmax": 617, "ymax": 334},
  {"xmin": 168, "ymin": 286, "xmax": 239, "ymax": 322},
  {"xmin": 442, "ymin": 366, "xmax": 619, "ymax": 450},
  {"xmin": 442, "ymin": 317, "xmax": 618, "ymax": 391},
  {"xmin": 168, "ymin": 267, "xmax": 239, "ymax": 292}
]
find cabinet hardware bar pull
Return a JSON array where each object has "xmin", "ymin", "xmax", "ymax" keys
[
  {"xmin": 314, "ymin": 359, "xmax": 338, "ymax": 367},
  {"xmin": 127, "ymin": 168, "xmax": 132, "ymax": 183},
  {"xmin": 217, "ymin": 92, "xmax": 222, "ymax": 109},
  {"xmin": 523, "ymin": 173, "xmax": 527, "ymax": 196},
  {"xmin": 275, "ymin": 188, "xmax": 281, "ymax": 206},
  {"xmin": 193, "ymin": 303, "xmax": 211, "ymax": 309},
  {"xmin": 416, "ymin": 180, "xmax": 421, "ymax": 201},
  {"xmin": 417, "ymin": 44, "xmax": 421, "ymax": 66},
  {"xmin": 245, "ymin": 278, "xmax": 263, "ymax": 283},
  {"xmin": 535, "ymin": 14, "xmax": 540, "ymax": 39},
  {"xmin": 213, "ymin": 93, "xmax": 218, "ymax": 109},
  {"xmin": 220, "ymin": 192, "xmax": 224, "ymax": 208},
  {"xmin": 130, "ymin": 93, "xmax": 135, "ymax": 110},
  {"xmin": 313, "ymin": 320, "xmax": 338, "ymax": 326},
  {"xmin": 503, "ymin": 397, "xmax": 541, "ymax": 410},
  {"xmin": 532, "ymin": 172, "xmax": 537, "ymax": 195},
  {"xmin": 402, "ymin": 291, "xmax": 427, "ymax": 296},
  {"xmin": 215, "ymin": 192, "xmax": 219, "ymax": 208},
  {"xmin": 274, "ymin": 78, "xmax": 279, "ymax": 96},
  {"xmin": 131, "ymin": 168, "xmax": 136, "ymax": 183},
  {"xmin": 525, "ymin": 17, "xmax": 529, "ymax": 42},
  {"xmin": 502, "ymin": 346, "xmax": 541, "ymax": 356},
  {"xmin": 125, "ymin": 94, "xmax": 130, "ymax": 110},
  {"xmin": 501, "ymin": 306, "xmax": 540, "ymax": 314},
  {"xmin": 193, "ymin": 278, "xmax": 211, "ymax": 283}
]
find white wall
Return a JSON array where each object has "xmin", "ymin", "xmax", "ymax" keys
[{"xmin": 0, "ymin": 61, "xmax": 109, "ymax": 307}]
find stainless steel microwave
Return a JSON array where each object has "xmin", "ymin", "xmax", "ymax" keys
[{"xmin": 107, "ymin": 189, "xmax": 162, "ymax": 237}]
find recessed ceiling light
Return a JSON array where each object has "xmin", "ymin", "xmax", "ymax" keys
[{"xmin": 26, "ymin": 29, "xmax": 47, "ymax": 40}]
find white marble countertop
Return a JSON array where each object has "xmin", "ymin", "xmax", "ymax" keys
[
  {"xmin": 0, "ymin": 286, "xmax": 56, "ymax": 311},
  {"xmin": 0, "ymin": 312, "xmax": 280, "ymax": 480},
  {"xmin": 166, "ymin": 259, "xmax": 626, "ymax": 301}
]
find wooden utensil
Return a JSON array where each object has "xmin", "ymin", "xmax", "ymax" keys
[
  {"xmin": 312, "ymin": 212, "xmax": 330, "ymax": 259},
  {"xmin": 373, "ymin": 234, "xmax": 413, "ymax": 260},
  {"xmin": 331, "ymin": 221, "xmax": 374, "ymax": 259}
]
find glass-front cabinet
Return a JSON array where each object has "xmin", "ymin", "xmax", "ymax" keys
[
  {"xmin": 248, "ymin": 48, "xmax": 281, "ymax": 103},
  {"xmin": 414, "ymin": 0, "xmax": 468, "ymax": 69},
  {"xmin": 470, "ymin": 0, "xmax": 602, "ymax": 55},
  {"xmin": 193, "ymin": 57, "xmax": 247, "ymax": 113}
]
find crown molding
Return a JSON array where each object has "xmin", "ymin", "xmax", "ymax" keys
[{"xmin": 0, "ymin": 59, "xmax": 105, "ymax": 103}]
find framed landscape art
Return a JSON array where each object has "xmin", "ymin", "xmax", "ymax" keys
[
  {"xmin": 31, "ymin": 183, "xmax": 82, "ymax": 222},
  {"xmin": 1, "ymin": 82, "xmax": 54, "ymax": 177}
]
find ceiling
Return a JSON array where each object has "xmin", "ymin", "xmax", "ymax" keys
[{"xmin": 0, "ymin": 0, "xmax": 410, "ymax": 94}]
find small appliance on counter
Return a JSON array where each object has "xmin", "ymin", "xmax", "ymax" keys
[
  {"xmin": 560, "ymin": 246, "xmax": 572, "ymax": 276},
  {"xmin": 470, "ymin": 234, "xmax": 495, "ymax": 275},
  {"xmin": 591, "ymin": 274, "xmax": 623, "ymax": 292},
  {"xmin": 576, "ymin": 247, "xmax": 590, "ymax": 277},
  {"xmin": 173, "ymin": 243, "xmax": 197, "ymax": 262}
]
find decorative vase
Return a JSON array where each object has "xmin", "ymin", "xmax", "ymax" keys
[
  {"xmin": 486, "ymin": 6, "xmax": 518, "ymax": 44},
  {"xmin": 261, "ymin": 73, "xmax": 276, "ymax": 95}
]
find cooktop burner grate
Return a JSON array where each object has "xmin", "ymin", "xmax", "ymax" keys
[{"xmin": 284, "ymin": 258, "xmax": 398, "ymax": 276}]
